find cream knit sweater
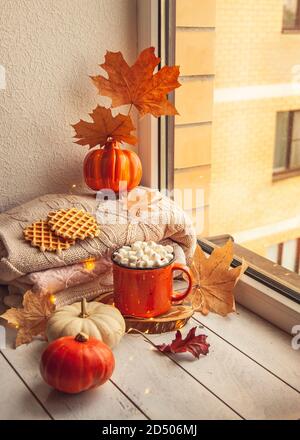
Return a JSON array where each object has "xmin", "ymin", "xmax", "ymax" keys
[{"xmin": 0, "ymin": 191, "xmax": 196, "ymax": 306}]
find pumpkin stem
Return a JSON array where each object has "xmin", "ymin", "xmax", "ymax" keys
[
  {"xmin": 80, "ymin": 298, "xmax": 89, "ymax": 318},
  {"xmin": 104, "ymin": 138, "xmax": 119, "ymax": 150},
  {"xmin": 75, "ymin": 332, "xmax": 89, "ymax": 343}
]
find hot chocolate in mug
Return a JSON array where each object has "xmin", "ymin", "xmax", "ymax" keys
[{"xmin": 112, "ymin": 257, "xmax": 193, "ymax": 318}]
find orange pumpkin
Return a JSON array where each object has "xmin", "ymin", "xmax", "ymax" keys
[
  {"xmin": 40, "ymin": 332, "xmax": 115, "ymax": 394},
  {"xmin": 83, "ymin": 139, "xmax": 142, "ymax": 193}
]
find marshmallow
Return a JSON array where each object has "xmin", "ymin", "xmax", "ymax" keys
[
  {"xmin": 154, "ymin": 258, "xmax": 163, "ymax": 267},
  {"xmin": 129, "ymin": 255, "xmax": 138, "ymax": 263},
  {"xmin": 132, "ymin": 241, "xmax": 142, "ymax": 250},
  {"xmin": 113, "ymin": 240, "xmax": 174, "ymax": 268},
  {"xmin": 154, "ymin": 245, "xmax": 166, "ymax": 256},
  {"xmin": 147, "ymin": 251, "xmax": 156, "ymax": 260}
]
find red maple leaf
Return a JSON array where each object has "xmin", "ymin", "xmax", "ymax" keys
[{"xmin": 155, "ymin": 327, "xmax": 210, "ymax": 359}]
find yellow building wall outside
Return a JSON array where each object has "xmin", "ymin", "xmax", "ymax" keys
[
  {"xmin": 209, "ymin": 0, "xmax": 300, "ymax": 257},
  {"xmin": 175, "ymin": 0, "xmax": 216, "ymax": 236}
]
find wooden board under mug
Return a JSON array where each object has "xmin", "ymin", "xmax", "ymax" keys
[{"xmin": 94, "ymin": 292, "xmax": 194, "ymax": 334}]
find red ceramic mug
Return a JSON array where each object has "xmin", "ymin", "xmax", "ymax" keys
[{"xmin": 112, "ymin": 257, "xmax": 193, "ymax": 318}]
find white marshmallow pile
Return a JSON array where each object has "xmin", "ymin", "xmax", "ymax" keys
[{"xmin": 113, "ymin": 241, "xmax": 174, "ymax": 268}]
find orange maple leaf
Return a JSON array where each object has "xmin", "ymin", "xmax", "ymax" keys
[
  {"xmin": 189, "ymin": 240, "xmax": 247, "ymax": 317},
  {"xmin": 72, "ymin": 105, "xmax": 137, "ymax": 148},
  {"xmin": 0, "ymin": 291, "xmax": 55, "ymax": 347},
  {"xmin": 91, "ymin": 47, "xmax": 181, "ymax": 117}
]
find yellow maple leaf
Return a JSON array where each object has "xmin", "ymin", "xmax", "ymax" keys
[
  {"xmin": 189, "ymin": 240, "xmax": 247, "ymax": 317},
  {"xmin": 0, "ymin": 291, "xmax": 55, "ymax": 347}
]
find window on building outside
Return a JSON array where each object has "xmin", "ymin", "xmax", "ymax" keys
[
  {"xmin": 267, "ymin": 238, "xmax": 300, "ymax": 273},
  {"xmin": 283, "ymin": 0, "xmax": 300, "ymax": 31},
  {"xmin": 273, "ymin": 110, "xmax": 300, "ymax": 175}
]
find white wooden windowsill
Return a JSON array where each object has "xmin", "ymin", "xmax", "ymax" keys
[{"xmin": 0, "ymin": 283, "xmax": 299, "ymax": 420}]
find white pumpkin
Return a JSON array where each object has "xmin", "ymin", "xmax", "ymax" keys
[{"xmin": 46, "ymin": 298, "xmax": 125, "ymax": 349}]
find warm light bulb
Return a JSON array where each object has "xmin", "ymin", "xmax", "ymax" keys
[
  {"xmin": 49, "ymin": 294, "xmax": 56, "ymax": 305},
  {"xmin": 83, "ymin": 258, "xmax": 96, "ymax": 271}
]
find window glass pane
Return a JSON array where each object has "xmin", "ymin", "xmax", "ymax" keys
[
  {"xmin": 282, "ymin": 239, "xmax": 297, "ymax": 271},
  {"xmin": 274, "ymin": 112, "xmax": 289, "ymax": 171},
  {"xmin": 266, "ymin": 244, "xmax": 279, "ymax": 264},
  {"xmin": 291, "ymin": 140, "xmax": 300, "ymax": 167},
  {"xmin": 283, "ymin": 0, "xmax": 299, "ymax": 29},
  {"xmin": 290, "ymin": 111, "xmax": 300, "ymax": 167},
  {"xmin": 292, "ymin": 111, "xmax": 300, "ymax": 140},
  {"xmin": 173, "ymin": 1, "xmax": 300, "ymax": 277}
]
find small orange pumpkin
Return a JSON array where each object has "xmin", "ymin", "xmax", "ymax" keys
[
  {"xmin": 40, "ymin": 332, "xmax": 115, "ymax": 394},
  {"xmin": 83, "ymin": 139, "xmax": 142, "ymax": 193}
]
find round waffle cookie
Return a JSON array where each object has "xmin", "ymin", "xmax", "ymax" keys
[
  {"xmin": 47, "ymin": 208, "xmax": 100, "ymax": 241},
  {"xmin": 24, "ymin": 220, "xmax": 75, "ymax": 253}
]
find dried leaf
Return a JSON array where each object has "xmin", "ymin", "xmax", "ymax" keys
[
  {"xmin": 155, "ymin": 327, "xmax": 210, "ymax": 359},
  {"xmin": 190, "ymin": 240, "xmax": 247, "ymax": 317},
  {"xmin": 0, "ymin": 291, "xmax": 55, "ymax": 347},
  {"xmin": 91, "ymin": 47, "xmax": 181, "ymax": 117},
  {"xmin": 72, "ymin": 105, "xmax": 137, "ymax": 148}
]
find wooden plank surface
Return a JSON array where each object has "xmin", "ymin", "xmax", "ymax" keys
[
  {"xmin": 1, "ymin": 283, "xmax": 299, "ymax": 420},
  {"xmin": 3, "ymin": 329, "xmax": 239, "ymax": 420},
  {"xmin": 3, "ymin": 330, "xmax": 146, "ymax": 420},
  {"xmin": 0, "ymin": 353, "xmax": 50, "ymax": 420},
  {"xmin": 113, "ymin": 333, "xmax": 240, "ymax": 420},
  {"xmin": 194, "ymin": 306, "xmax": 300, "ymax": 392},
  {"xmin": 146, "ymin": 321, "xmax": 300, "ymax": 420}
]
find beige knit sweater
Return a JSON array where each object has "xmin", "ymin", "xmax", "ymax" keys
[{"xmin": 0, "ymin": 191, "xmax": 196, "ymax": 306}]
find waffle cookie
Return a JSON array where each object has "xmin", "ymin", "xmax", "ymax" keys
[
  {"xmin": 23, "ymin": 220, "xmax": 75, "ymax": 253},
  {"xmin": 47, "ymin": 208, "xmax": 100, "ymax": 240}
]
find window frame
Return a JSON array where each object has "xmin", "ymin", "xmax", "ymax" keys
[
  {"xmin": 282, "ymin": 0, "xmax": 300, "ymax": 33},
  {"xmin": 137, "ymin": 0, "xmax": 175, "ymax": 191},
  {"xmin": 273, "ymin": 110, "xmax": 300, "ymax": 180},
  {"xmin": 201, "ymin": 236, "xmax": 300, "ymax": 335},
  {"xmin": 272, "ymin": 238, "xmax": 300, "ymax": 273},
  {"xmin": 137, "ymin": 0, "xmax": 160, "ymax": 189}
]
